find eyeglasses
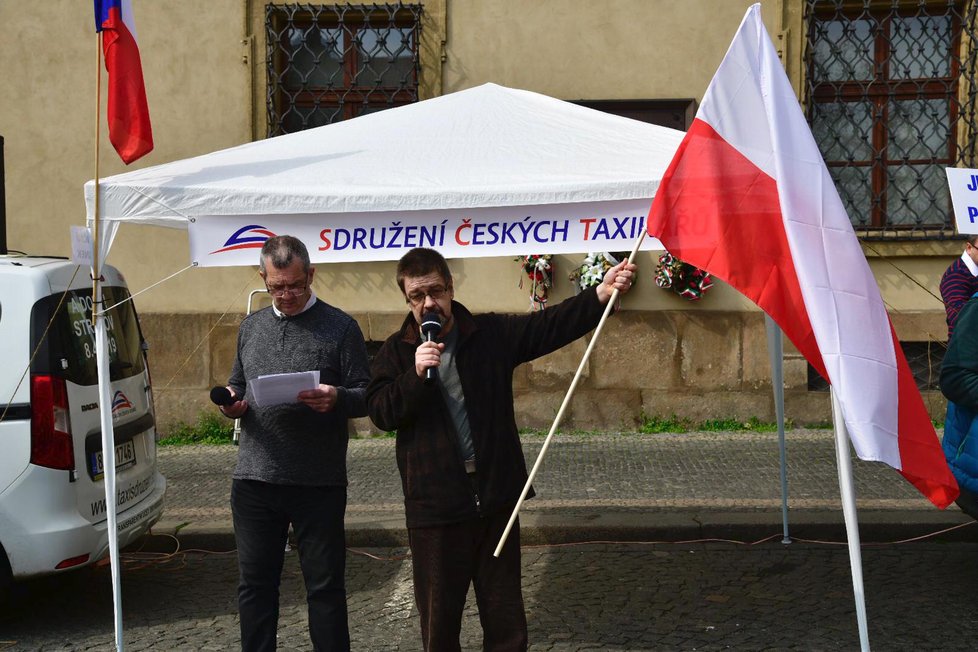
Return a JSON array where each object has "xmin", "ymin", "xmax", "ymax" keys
[
  {"xmin": 406, "ymin": 286, "xmax": 449, "ymax": 306},
  {"xmin": 266, "ymin": 282, "xmax": 308, "ymax": 298}
]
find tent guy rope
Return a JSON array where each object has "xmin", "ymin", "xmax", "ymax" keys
[{"xmin": 95, "ymin": 262, "xmax": 196, "ymax": 316}]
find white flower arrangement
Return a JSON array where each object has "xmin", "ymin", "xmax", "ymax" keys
[{"xmin": 568, "ymin": 252, "xmax": 627, "ymax": 291}]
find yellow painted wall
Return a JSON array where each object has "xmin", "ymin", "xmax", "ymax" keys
[
  {"xmin": 442, "ymin": 0, "xmax": 780, "ymax": 99},
  {"xmin": 0, "ymin": 0, "xmax": 254, "ymax": 311}
]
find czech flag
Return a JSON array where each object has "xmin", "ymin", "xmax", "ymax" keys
[
  {"xmin": 94, "ymin": 0, "xmax": 153, "ymax": 164},
  {"xmin": 647, "ymin": 4, "xmax": 958, "ymax": 508}
]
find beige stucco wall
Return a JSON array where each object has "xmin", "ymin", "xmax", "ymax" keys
[
  {"xmin": 442, "ymin": 0, "xmax": 781, "ymax": 99},
  {"xmin": 0, "ymin": 1, "xmax": 958, "ymax": 432},
  {"xmin": 0, "ymin": 1, "xmax": 255, "ymax": 310}
]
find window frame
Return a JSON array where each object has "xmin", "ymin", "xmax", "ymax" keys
[
  {"xmin": 805, "ymin": 0, "xmax": 966, "ymax": 234},
  {"xmin": 266, "ymin": 3, "xmax": 422, "ymax": 136}
]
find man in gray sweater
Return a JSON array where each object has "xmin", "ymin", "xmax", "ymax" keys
[{"xmin": 219, "ymin": 235, "xmax": 370, "ymax": 652}]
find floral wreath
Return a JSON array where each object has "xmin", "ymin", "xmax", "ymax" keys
[
  {"xmin": 516, "ymin": 254, "xmax": 553, "ymax": 310},
  {"xmin": 654, "ymin": 252, "xmax": 713, "ymax": 301},
  {"xmin": 568, "ymin": 251, "xmax": 630, "ymax": 291}
]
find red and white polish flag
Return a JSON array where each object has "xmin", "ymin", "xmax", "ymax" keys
[{"xmin": 647, "ymin": 3, "xmax": 958, "ymax": 508}]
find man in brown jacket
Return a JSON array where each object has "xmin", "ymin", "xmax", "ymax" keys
[{"xmin": 366, "ymin": 247, "xmax": 636, "ymax": 651}]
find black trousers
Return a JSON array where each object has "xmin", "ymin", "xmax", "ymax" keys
[
  {"xmin": 231, "ymin": 479, "xmax": 350, "ymax": 652},
  {"xmin": 408, "ymin": 510, "xmax": 528, "ymax": 652}
]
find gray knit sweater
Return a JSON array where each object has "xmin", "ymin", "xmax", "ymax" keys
[{"xmin": 229, "ymin": 300, "xmax": 370, "ymax": 486}]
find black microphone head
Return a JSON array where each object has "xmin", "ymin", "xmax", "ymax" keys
[
  {"xmin": 420, "ymin": 312, "xmax": 442, "ymax": 338},
  {"xmin": 210, "ymin": 386, "xmax": 235, "ymax": 406}
]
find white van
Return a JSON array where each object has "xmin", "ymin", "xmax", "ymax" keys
[{"xmin": 0, "ymin": 255, "xmax": 166, "ymax": 596}]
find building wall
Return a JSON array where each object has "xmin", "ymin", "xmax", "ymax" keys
[
  {"xmin": 442, "ymin": 0, "xmax": 780, "ymax": 98},
  {"xmin": 0, "ymin": 1, "xmax": 957, "ymax": 433}
]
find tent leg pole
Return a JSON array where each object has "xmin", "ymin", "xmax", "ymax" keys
[
  {"xmin": 831, "ymin": 388, "xmax": 870, "ymax": 652},
  {"xmin": 96, "ymin": 296, "xmax": 125, "ymax": 651},
  {"xmin": 765, "ymin": 315, "xmax": 790, "ymax": 544}
]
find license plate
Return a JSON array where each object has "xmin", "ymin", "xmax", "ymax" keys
[{"xmin": 91, "ymin": 440, "xmax": 137, "ymax": 478}]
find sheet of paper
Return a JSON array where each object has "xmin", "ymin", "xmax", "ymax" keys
[
  {"xmin": 70, "ymin": 225, "xmax": 94, "ymax": 267},
  {"xmin": 250, "ymin": 370, "xmax": 320, "ymax": 407}
]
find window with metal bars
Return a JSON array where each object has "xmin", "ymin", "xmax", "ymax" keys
[
  {"xmin": 266, "ymin": 3, "xmax": 422, "ymax": 136},
  {"xmin": 804, "ymin": 0, "xmax": 978, "ymax": 240}
]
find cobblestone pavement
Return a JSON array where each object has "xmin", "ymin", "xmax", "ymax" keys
[
  {"xmin": 2, "ymin": 539, "xmax": 977, "ymax": 650},
  {"xmin": 157, "ymin": 432, "xmax": 974, "ymax": 547},
  {"xmin": 164, "ymin": 431, "xmax": 944, "ymax": 516}
]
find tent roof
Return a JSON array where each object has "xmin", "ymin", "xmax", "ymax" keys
[{"xmin": 84, "ymin": 83, "xmax": 685, "ymax": 228}]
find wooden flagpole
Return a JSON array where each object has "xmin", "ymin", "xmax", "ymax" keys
[
  {"xmin": 493, "ymin": 230, "xmax": 646, "ymax": 558},
  {"xmin": 92, "ymin": 30, "xmax": 101, "ymax": 316}
]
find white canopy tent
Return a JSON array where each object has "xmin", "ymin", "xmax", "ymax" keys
[
  {"xmin": 85, "ymin": 83, "xmax": 685, "ymax": 264},
  {"xmin": 81, "ymin": 83, "xmax": 695, "ymax": 648}
]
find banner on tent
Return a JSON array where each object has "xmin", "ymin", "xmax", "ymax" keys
[{"xmin": 187, "ymin": 199, "xmax": 663, "ymax": 266}]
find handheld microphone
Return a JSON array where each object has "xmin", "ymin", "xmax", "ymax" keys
[
  {"xmin": 420, "ymin": 312, "xmax": 442, "ymax": 385},
  {"xmin": 210, "ymin": 386, "xmax": 236, "ymax": 407}
]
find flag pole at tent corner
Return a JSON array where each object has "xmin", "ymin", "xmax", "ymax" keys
[
  {"xmin": 92, "ymin": 28, "xmax": 101, "ymax": 322},
  {"xmin": 92, "ymin": 25, "xmax": 126, "ymax": 652},
  {"xmin": 831, "ymin": 387, "xmax": 870, "ymax": 652},
  {"xmin": 493, "ymin": 229, "xmax": 647, "ymax": 558}
]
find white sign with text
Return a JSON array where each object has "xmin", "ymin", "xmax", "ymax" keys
[
  {"xmin": 70, "ymin": 225, "xmax": 94, "ymax": 267},
  {"xmin": 947, "ymin": 168, "xmax": 978, "ymax": 234},
  {"xmin": 186, "ymin": 199, "xmax": 663, "ymax": 267}
]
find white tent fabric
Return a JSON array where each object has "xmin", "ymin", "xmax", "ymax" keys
[{"xmin": 84, "ymin": 83, "xmax": 685, "ymax": 265}]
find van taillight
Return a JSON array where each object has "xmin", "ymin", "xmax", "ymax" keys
[{"xmin": 30, "ymin": 375, "xmax": 75, "ymax": 470}]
